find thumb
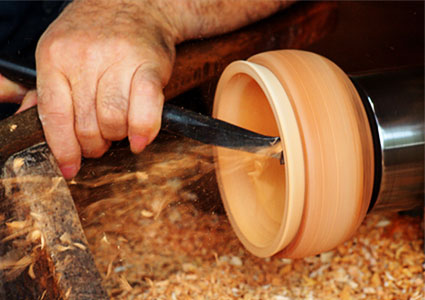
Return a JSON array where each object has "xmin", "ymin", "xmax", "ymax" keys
[{"xmin": 15, "ymin": 90, "xmax": 38, "ymax": 114}]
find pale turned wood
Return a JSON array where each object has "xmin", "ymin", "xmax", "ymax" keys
[
  {"xmin": 213, "ymin": 58, "xmax": 305, "ymax": 257},
  {"xmin": 213, "ymin": 50, "xmax": 374, "ymax": 258}
]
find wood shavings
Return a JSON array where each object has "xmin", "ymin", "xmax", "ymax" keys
[
  {"xmin": 376, "ymin": 218, "xmax": 391, "ymax": 228},
  {"xmin": 101, "ymin": 233, "xmax": 110, "ymax": 244},
  {"xmin": 106, "ymin": 260, "xmax": 113, "ymax": 279},
  {"xmin": 40, "ymin": 234, "xmax": 45, "ymax": 250},
  {"xmin": 182, "ymin": 263, "xmax": 197, "ymax": 273},
  {"xmin": 40, "ymin": 290, "xmax": 47, "ymax": 300},
  {"xmin": 71, "ymin": 133, "xmax": 423, "ymax": 299},
  {"xmin": 59, "ymin": 232, "xmax": 72, "ymax": 244},
  {"xmin": 229, "ymin": 255, "xmax": 243, "ymax": 266},
  {"xmin": 0, "ymin": 255, "xmax": 33, "ymax": 280},
  {"xmin": 136, "ymin": 171, "xmax": 149, "ymax": 181},
  {"xmin": 319, "ymin": 251, "xmax": 334, "ymax": 263},
  {"xmin": 141, "ymin": 209, "xmax": 154, "ymax": 218},
  {"xmin": 12, "ymin": 157, "xmax": 25, "ymax": 172},
  {"xmin": 30, "ymin": 212, "xmax": 43, "ymax": 221},
  {"xmin": 6, "ymin": 220, "xmax": 28, "ymax": 230},
  {"xmin": 28, "ymin": 262, "xmax": 36, "ymax": 279},
  {"xmin": 9, "ymin": 123, "xmax": 17, "ymax": 132},
  {"xmin": 46, "ymin": 176, "xmax": 64, "ymax": 195},
  {"xmin": 2, "ymin": 226, "xmax": 31, "ymax": 242},
  {"xmin": 27, "ymin": 229, "xmax": 42, "ymax": 243},
  {"xmin": 82, "ymin": 198, "xmax": 424, "ymax": 299},
  {"xmin": 0, "ymin": 255, "xmax": 31, "ymax": 270},
  {"xmin": 119, "ymin": 275, "xmax": 133, "ymax": 292},
  {"xmin": 55, "ymin": 245, "xmax": 74, "ymax": 252},
  {"xmin": 65, "ymin": 287, "xmax": 72, "ymax": 299},
  {"xmin": 73, "ymin": 242, "xmax": 87, "ymax": 250}
]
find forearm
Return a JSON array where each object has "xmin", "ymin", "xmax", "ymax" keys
[
  {"xmin": 66, "ymin": 0, "xmax": 291, "ymax": 44},
  {"xmin": 164, "ymin": 0, "xmax": 292, "ymax": 42}
]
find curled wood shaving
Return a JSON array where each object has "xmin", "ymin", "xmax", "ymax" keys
[
  {"xmin": 141, "ymin": 209, "xmax": 154, "ymax": 218},
  {"xmin": 12, "ymin": 157, "xmax": 25, "ymax": 172},
  {"xmin": 27, "ymin": 229, "xmax": 42, "ymax": 243},
  {"xmin": 55, "ymin": 245, "xmax": 74, "ymax": 252},
  {"xmin": 119, "ymin": 275, "xmax": 132, "ymax": 292},
  {"xmin": 5, "ymin": 220, "xmax": 28, "ymax": 230},
  {"xmin": 59, "ymin": 232, "xmax": 72, "ymax": 245},
  {"xmin": 0, "ymin": 255, "xmax": 32, "ymax": 280},
  {"xmin": 39, "ymin": 290, "xmax": 47, "ymax": 300},
  {"xmin": 106, "ymin": 260, "xmax": 113, "ymax": 280},
  {"xmin": 73, "ymin": 242, "xmax": 87, "ymax": 250},
  {"xmin": 65, "ymin": 287, "xmax": 72, "ymax": 299},
  {"xmin": 9, "ymin": 124, "xmax": 17, "ymax": 132},
  {"xmin": 28, "ymin": 262, "xmax": 36, "ymax": 279},
  {"xmin": 1, "ymin": 227, "xmax": 31, "ymax": 242},
  {"xmin": 46, "ymin": 176, "xmax": 64, "ymax": 195}
]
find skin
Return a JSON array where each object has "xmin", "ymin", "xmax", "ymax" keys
[
  {"xmin": 2, "ymin": 0, "xmax": 290, "ymax": 179},
  {"xmin": 0, "ymin": 74, "xmax": 27, "ymax": 103}
]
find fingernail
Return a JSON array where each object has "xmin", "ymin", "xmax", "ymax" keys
[
  {"xmin": 129, "ymin": 135, "xmax": 149, "ymax": 153},
  {"xmin": 60, "ymin": 164, "xmax": 78, "ymax": 179}
]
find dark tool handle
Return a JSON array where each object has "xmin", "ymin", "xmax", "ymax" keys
[
  {"xmin": 162, "ymin": 104, "xmax": 280, "ymax": 151},
  {"xmin": 0, "ymin": 57, "xmax": 37, "ymax": 89},
  {"xmin": 0, "ymin": 60, "xmax": 281, "ymax": 156}
]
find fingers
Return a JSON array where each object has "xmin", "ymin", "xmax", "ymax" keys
[
  {"xmin": 72, "ymin": 73, "xmax": 110, "ymax": 158},
  {"xmin": 15, "ymin": 90, "xmax": 38, "ymax": 114},
  {"xmin": 96, "ymin": 63, "xmax": 134, "ymax": 141},
  {"xmin": 128, "ymin": 65, "xmax": 164, "ymax": 153},
  {"xmin": 37, "ymin": 71, "xmax": 81, "ymax": 179},
  {"xmin": 0, "ymin": 73, "xmax": 27, "ymax": 103}
]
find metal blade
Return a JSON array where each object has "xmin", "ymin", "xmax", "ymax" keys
[{"xmin": 162, "ymin": 105, "xmax": 284, "ymax": 163}]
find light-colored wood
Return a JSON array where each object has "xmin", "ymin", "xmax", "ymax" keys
[
  {"xmin": 213, "ymin": 61, "xmax": 305, "ymax": 257},
  {"xmin": 213, "ymin": 50, "xmax": 375, "ymax": 258}
]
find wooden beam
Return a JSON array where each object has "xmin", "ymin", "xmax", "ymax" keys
[{"xmin": 1, "ymin": 143, "xmax": 108, "ymax": 299}]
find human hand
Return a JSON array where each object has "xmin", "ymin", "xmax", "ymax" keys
[
  {"xmin": 35, "ymin": 0, "xmax": 178, "ymax": 178},
  {"xmin": 31, "ymin": 0, "xmax": 288, "ymax": 179}
]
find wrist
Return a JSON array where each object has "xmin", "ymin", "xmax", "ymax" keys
[{"xmin": 56, "ymin": 0, "xmax": 179, "ymax": 60}]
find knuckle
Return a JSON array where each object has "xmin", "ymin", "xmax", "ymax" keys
[
  {"xmin": 50, "ymin": 143, "xmax": 79, "ymax": 166},
  {"xmin": 37, "ymin": 33, "xmax": 98, "ymax": 68},
  {"xmin": 82, "ymin": 144, "xmax": 108, "ymax": 159},
  {"xmin": 81, "ymin": 45, "xmax": 101, "ymax": 66},
  {"xmin": 98, "ymin": 89, "xmax": 128, "ymax": 125},
  {"xmin": 99, "ymin": 105, "xmax": 126, "ymax": 127},
  {"xmin": 112, "ymin": 38, "xmax": 132, "ymax": 52},
  {"xmin": 133, "ymin": 79, "xmax": 160, "ymax": 98},
  {"xmin": 37, "ymin": 85, "xmax": 54, "ymax": 106},
  {"xmin": 75, "ymin": 125, "xmax": 98, "ymax": 141},
  {"xmin": 130, "ymin": 115, "xmax": 161, "ymax": 137},
  {"xmin": 101, "ymin": 88, "xmax": 127, "ymax": 109},
  {"xmin": 56, "ymin": 152, "xmax": 76, "ymax": 165},
  {"xmin": 98, "ymin": 108, "xmax": 127, "ymax": 140},
  {"xmin": 37, "ymin": 35, "xmax": 67, "ymax": 62},
  {"xmin": 38, "ymin": 110, "xmax": 68, "ymax": 127}
]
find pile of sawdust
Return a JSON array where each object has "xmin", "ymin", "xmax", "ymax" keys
[{"xmin": 82, "ymin": 193, "xmax": 424, "ymax": 299}]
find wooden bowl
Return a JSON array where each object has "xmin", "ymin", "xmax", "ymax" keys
[{"xmin": 213, "ymin": 50, "xmax": 374, "ymax": 258}]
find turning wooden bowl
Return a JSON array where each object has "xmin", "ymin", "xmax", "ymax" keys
[{"xmin": 213, "ymin": 50, "xmax": 375, "ymax": 258}]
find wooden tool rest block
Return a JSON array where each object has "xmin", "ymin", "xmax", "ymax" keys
[{"xmin": 0, "ymin": 2, "xmax": 335, "ymax": 299}]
